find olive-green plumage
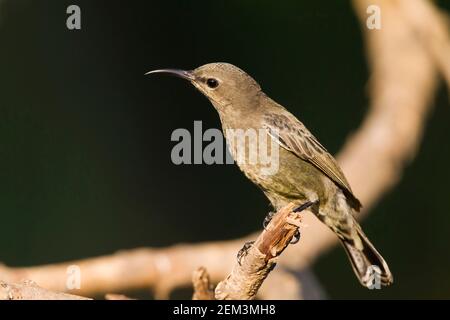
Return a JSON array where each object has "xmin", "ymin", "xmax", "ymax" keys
[{"xmin": 148, "ymin": 62, "xmax": 393, "ymax": 288}]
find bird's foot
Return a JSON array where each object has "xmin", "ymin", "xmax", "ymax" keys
[
  {"xmin": 263, "ymin": 211, "xmax": 276, "ymax": 229},
  {"xmin": 294, "ymin": 200, "xmax": 319, "ymax": 213},
  {"xmin": 290, "ymin": 229, "xmax": 301, "ymax": 244},
  {"xmin": 289, "ymin": 200, "xmax": 318, "ymax": 244},
  {"xmin": 237, "ymin": 240, "xmax": 255, "ymax": 266},
  {"xmin": 262, "ymin": 201, "xmax": 317, "ymax": 246}
]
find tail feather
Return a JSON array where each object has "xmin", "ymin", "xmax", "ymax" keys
[{"xmin": 339, "ymin": 226, "xmax": 393, "ymax": 288}]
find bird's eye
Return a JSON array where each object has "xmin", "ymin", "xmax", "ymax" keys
[{"xmin": 206, "ymin": 78, "xmax": 219, "ymax": 89}]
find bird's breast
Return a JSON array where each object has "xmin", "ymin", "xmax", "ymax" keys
[{"xmin": 225, "ymin": 132, "xmax": 330, "ymax": 209}]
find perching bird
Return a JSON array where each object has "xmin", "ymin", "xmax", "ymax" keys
[{"xmin": 146, "ymin": 63, "xmax": 393, "ymax": 288}]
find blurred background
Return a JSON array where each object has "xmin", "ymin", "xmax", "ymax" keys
[{"xmin": 0, "ymin": 0, "xmax": 449, "ymax": 299}]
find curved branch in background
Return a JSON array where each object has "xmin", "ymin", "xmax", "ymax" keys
[
  {"xmin": 279, "ymin": 0, "xmax": 446, "ymax": 271},
  {"xmin": 0, "ymin": 0, "xmax": 448, "ymax": 299}
]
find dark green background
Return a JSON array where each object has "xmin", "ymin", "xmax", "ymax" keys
[{"xmin": 0, "ymin": 0, "xmax": 449, "ymax": 299}]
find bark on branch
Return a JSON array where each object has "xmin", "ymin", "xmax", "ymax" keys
[
  {"xmin": 215, "ymin": 203, "xmax": 304, "ymax": 300},
  {"xmin": 192, "ymin": 267, "xmax": 215, "ymax": 300},
  {"xmin": 0, "ymin": 280, "xmax": 90, "ymax": 300}
]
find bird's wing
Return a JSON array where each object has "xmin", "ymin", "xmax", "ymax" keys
[{"xmin": 263, "ymin": 113, "xmax": 362, "ymax": 211}]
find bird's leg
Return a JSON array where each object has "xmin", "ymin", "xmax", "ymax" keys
[
  {"xmin": 262, "ymin": 201, "xmax": 318, "ymax": 246},
  {"xmin": 293, "ymin": 200, "xmax": 318, "ymax": 213},
  {"xmin": 264, "ymin": 198, "xmax": 318, "ymax": 230},
  {"xmin": 237, "ymin": 240, "xmax": 255, "ymax": 266},
  {"xmin": 263, "ymin": 211, "xmax": 276, "ymax": 229},
  {"xmin": 289, "ymin": 200, "xmax": 319, "ymax": 244}
]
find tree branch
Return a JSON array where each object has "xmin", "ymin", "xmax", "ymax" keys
[
  {"xmin": 215, "ymin": 203, "xmax": 303, "ymax": 300},
  {"xmin": 192, "ymin": 267, "xmax": 215, "ymax": 300},
  {"xmin": 0, "ymin": 280, "xmax": 90, "ymax": 300}
]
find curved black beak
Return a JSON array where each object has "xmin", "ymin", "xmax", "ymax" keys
[{"xmin": 145, "ymin": 69, "xmax": 194, "ymax": 81}]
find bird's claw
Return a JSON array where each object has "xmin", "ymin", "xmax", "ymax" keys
[
  {"xmin": 290, "ymin": 229, "xmax": 301, "ymax": 244},
  {"xmin": 262, "ymin": 201, "xmax": 316, "ymax": 246},
  {"xmin": 289, "ymin": 200, "xmax": 317, "ymax": 244},
  {"xmin": 237, "ymin": 240, "xmax": 255, "ymax": 266},
  {"xmin": 263, "ymin": 211, "xmax": 276, "ymax": 229}
]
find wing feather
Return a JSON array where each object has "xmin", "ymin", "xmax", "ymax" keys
[{"xmin": 263, "ymin": 113, "xmax": 362, "ymax": 211}]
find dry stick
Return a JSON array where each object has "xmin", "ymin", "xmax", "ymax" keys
[
  {"xmin": 215, "ymin": 203, "xmax": 303, "ymax": 300},
  {"xmin": 0, "ymin": 280, "xmax": 91, "ymax": 300},
  {"xmin": 192, "ymin": 267, "xmax": 215, "ymax": 300}
]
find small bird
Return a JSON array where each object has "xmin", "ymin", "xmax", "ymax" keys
[{"xmin": 147, "ymin": 63, "xmax": 393, "ymax": 288}]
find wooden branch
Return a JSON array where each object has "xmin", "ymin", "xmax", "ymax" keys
[
  {"xmin": 215, "ymin": 203, "xmax": 303, "ymax": 300},
  {"xmin": 0, "ymin": 280, "xmax": 91, "ymax": 300},
  {"xmin": 0, "ymin": 242, "xmax": 244, "ymax": 299},
  {"xmin": 192, "ymin": 267, "xmax": 215, "ymax": 300}
]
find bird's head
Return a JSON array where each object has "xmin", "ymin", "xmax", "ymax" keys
[{"xmin": 146, "ymin": 63, "xmax": 262, "ymax": 116}]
